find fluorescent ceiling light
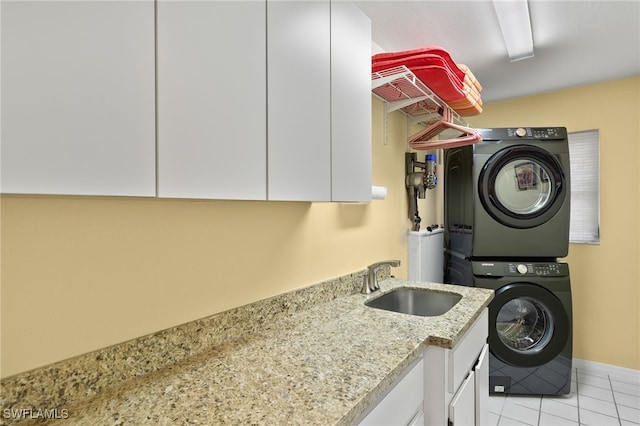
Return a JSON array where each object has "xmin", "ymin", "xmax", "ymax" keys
[{"xmin": 493, "ymin": 0, "xmax": 534, "ymax": 61}]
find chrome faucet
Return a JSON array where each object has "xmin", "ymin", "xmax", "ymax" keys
[{"xmin": 361, "ymin": 260, "xmax": 401, "ymax": 294}]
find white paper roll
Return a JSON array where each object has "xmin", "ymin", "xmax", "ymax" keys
[{"xmin": 371, "ymin": 185, "xmax": 387, "ymax": 200}]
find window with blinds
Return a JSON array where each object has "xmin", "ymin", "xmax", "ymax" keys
[{"xmin": 568, "ymin": 130, "xmax": 600, "ymax": 244}]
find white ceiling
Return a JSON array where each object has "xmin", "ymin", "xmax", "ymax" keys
[{"xmin": 355, "ymin": 0, "xmax": 640, "ymax": 102}]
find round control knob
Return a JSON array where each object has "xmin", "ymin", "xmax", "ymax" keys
[
  {"xmin": 515, "ymin": 128, "xmax": 527, "ymax": 137},
  {"xmin": 517, "ymin": 264, "xmax": 528, "ymax": 274}
]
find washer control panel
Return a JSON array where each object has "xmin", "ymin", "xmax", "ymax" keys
[
  {"xmin": 508, "ymin": 263, "xmax": 565, "ymax": 276},
  {"xmin": 473, "ymin": 261, "xmax": 569, "ymax": 277}
]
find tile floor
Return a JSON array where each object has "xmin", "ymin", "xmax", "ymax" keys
[{"xmin": 488, "ymin": 362, "xmax": 640, "ymax": 426}]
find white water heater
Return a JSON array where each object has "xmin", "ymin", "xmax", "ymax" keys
[{"xmin": 408, "ymin": 229, "xmax": 444, "ymax": 283}]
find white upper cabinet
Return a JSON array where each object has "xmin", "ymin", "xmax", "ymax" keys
[
  {"xmin": 156, "ymin": 1, "xmax": 267, "ymax": 200},
  {"xmin": 267, "ymin": 0, "xmax": 332, "ymax": 201},
  {"xmin": 1, "ymin": 0, "xmax": 370, "ymax": 201},
  {"xmin": 1, "ymin": 1, "xmax": 156, "ymax": 196},
  {"xmin": 267, "ymin": 0, "xmax": 372, "ymax": 202},
  {"xmin": 331, "ymin": 1, "xmax": 372, "ymax": 202}
]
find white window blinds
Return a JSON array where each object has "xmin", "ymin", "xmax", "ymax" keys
[{"xmin": 568, "ymin": 130, "xmax": 600, "ymax": 244}]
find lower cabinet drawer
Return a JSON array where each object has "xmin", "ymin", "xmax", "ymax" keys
[{"xmin": 358, "ymin": 357, "xmax": 424, "ymax": 426}]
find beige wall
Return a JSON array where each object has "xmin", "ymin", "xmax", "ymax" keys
[
  {"xmin": 3, "ymin": 77, "xmax": 639, "ymax": 378},
  {"xmin": 0, "ymin": 98, "xmax": 411, "ymax": 378},
  {"xmin": 469, "ymin": 76, "xmax": 640, "ymax": 371}
]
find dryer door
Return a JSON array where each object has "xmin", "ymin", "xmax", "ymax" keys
[
  {"xmin": 488, "ymin": 282, "xmax": 570, "ymax": 368},
  {"xmin": 478, "ymin": 145, "xmax": 567, "ymax": 229}
]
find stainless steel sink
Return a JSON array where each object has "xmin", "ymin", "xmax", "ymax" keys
[{"xmin": 365, "ymin": 287, "xmax": 462, "ymax": 317}]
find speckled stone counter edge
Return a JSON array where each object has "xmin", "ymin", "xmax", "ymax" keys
[{"xmin": 0, "ymin": 268, "xmax": 390, "ymax": 416}]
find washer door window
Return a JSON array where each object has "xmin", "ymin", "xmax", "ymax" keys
[
  {"xmin": 478, "ymin": 145, "xmax": 567, "ymax": 229},
  {"xmin": 489, "ymin": 283, "xmax": 569, "ymax": 367}
]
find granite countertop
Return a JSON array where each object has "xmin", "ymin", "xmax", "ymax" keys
[{"xmin": 2, "ymin": 277, "xmax": 493, "ymax": 426}]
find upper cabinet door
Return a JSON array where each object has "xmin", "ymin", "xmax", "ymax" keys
[
  {"xmin": 157, "ymin": 0, "xmax": 267, "ymax": 200},
  {"xmin": 331, "ymin": 1, "xmax": 372, "ymax": 202},
  {"xmin": 1, "ymin": 1, "xmax": 156, "ymax": 196},
  {"xmin": 267, "ymin": 1, "xmax": 331, "ymax": 201}
]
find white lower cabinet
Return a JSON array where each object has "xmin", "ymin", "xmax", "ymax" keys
[
  {"xmin": 424, "ymin": 309, "xmax": 489, "ymax": 426},
  {"xmin": 447, "ymin": 343, "xmax": 489, "ymax": 426},
  {"xmin": 409, "ymin": 411, "xmax": 425, "ymax": 426},
  {"xmin": 449, "ymin": 370, "xmax": 476, "ymax": 426},
  {"xmin": 474, "ymin": 344, "xmax": 490, "ymax": 426},
  {"xmin": 359, "ymin": 309, "xmax": 489, "ymax": 426},
  {"xmin": 357, "ymin": 357, "xmax": 424, "ymax": 426}
]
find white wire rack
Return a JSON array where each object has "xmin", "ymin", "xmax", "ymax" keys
[{"xmin": 371, "ymin": 65, "xmax": 470, "ymax": 141}]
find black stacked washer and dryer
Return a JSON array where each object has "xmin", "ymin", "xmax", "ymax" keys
[{"xmin": 444, "ymin": 127, "xmax": 573, "ymax": 395}]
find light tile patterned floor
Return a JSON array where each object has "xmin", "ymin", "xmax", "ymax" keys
[{"xmin": 488, "ymin": 362, "xmax": 640, "ymax": 426}]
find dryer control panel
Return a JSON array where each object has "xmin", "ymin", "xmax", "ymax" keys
[
  {"xmin": 478, "ymin": 127, "xmax": 567, "ymax": 140},
  {"xmin": 473, "ymin": 261, "xmax": 569, "ymax": 277}
]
